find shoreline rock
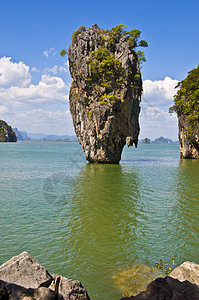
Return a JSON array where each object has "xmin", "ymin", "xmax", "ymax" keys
[
  {"xmin": 0, "ymin": 252, "xmax": 90, "ymax": 299},
  {"xmin": 1, "ymin": 253, "xmax": 199, "ymax": 300},
  {"xmin": 121, "ymin": 261, "xmax": 199, "ymax": 300}
]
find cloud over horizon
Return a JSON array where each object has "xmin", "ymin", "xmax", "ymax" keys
[
  {"xmin": 0, "ymin": 56, "xmax": 179, "ymax": 139},
  {"xmin": 141, "ymin": 76, "xmax": 179, "ymax": 140}
]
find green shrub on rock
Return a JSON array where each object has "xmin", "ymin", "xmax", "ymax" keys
[{"xmin": 169, "ymin": 65, "xmax": 199, "ymax": 135}]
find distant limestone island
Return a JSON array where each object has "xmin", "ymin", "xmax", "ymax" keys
[
  {"xmin": 0, "ymin": 120, "xmax": 17, "ymax": 142},
  {"xmin": 140, "ymin": 136, "xmax": 178, "ymax": 144},
  {"xmin": 13, "ymin": 127, "xmax": 78, "ymax": 142}
]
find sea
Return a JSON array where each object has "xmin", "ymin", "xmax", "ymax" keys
[{"xmin": 0, "ymin": 141, "xmax": 199, "ymax": 299}]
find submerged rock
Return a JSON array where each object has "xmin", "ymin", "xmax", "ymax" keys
[
  {"xmin": 0, "ymin": 252, "xmax": 90, "ymax": 299},
  {"xmin": 113, "ymin": 264, "xmax": 163, "ymax": 297},
  {"xmin": 68, "ymin": 25, "xmax": 144, "ymax": 163},
  {"xmin": 0, "ymin": 120, "xmax": 17, "ymax": 142},
  {"xmin": 121, "ymin": 261, "xmax": 199, "ymax": 300}
]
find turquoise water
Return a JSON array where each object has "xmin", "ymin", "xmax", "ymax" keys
[{"xmin": 0, "ymin": 142, "xmax": 199, "ymax": 299}]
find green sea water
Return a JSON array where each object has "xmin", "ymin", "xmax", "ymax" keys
[{"xmin": 0, "ymin": 142, "xmax": 199, "ymax": 299}]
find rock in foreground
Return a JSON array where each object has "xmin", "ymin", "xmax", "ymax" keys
[
  {"xmin": 68, "ymin": 24, "xmax": 145, "ymax": 163},
  {"xmin": 121, "ymin": 261, "xmax": 199, "ymax": 300},
  {"xmin": 0, "ymin": 251, "xmax": 90, "ymax": 299}
]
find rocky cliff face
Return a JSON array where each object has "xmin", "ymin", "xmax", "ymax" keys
[
  {"xmin": 68, "ymin": 25, "xmax": 142, "ymax": 163},
  {"xmin": 178, "ymin": 114, "xmax": 199, "ymax": 158},
  {"xmin": 169, "ymin": 65, "xmax": 199, "ymax": 159},
  {"xmin": 0, "ymin": 120, "xmax": 17, "ymax": 142}
]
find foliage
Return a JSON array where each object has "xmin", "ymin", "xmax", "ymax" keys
[
  {"xmin": 99, "ymin": 93, "xmax": 121, "ymax": 105},
  {"xmin": 60, "ymin": 49, "xmax": 67, "ymax": 57},
  {"xmin": 72, "ymin": 25, "xmax": 86, "ymax": 43},
  {"xmin": 61, "ymin": 24, "xmax": 148, "ymax": 63},
  {"xmin": 169, "ymin": 65, "xmax": 199, "ymax": 134},
  {"xmin": 108, "ymin": 24, "xmax": 148, "ymax": 63},
  {"xmin": 0, "ymin": 128, "xmax": 5, "ymax": 142},
  {"xmin": 87, "ymin": 48, "xmax": 124, "ymax": 88},
  {"xmin": 154, "ymin": 258, "xmax": 175, "ymax": 276}
]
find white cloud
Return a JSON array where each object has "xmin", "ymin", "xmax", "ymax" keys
[
  {"xmin": 3, "ymin": 109, "xmax": 75, "ymax": 135},
  {"xmin": 0, "ymin": 105, "xmax": 9, "ymax": 114},
  {"xmin": 139, "ymin": 77, "xmax": 179, "ymax": 140},
  {"xmin": 0, "ymin": 57, "xmax": 72, "ymax": 135},
  {"xmin": 143, "ymin": 76, "xmax": 178, "ymax": 107},
  {"xmin": 140, "ymin": 105, "xmax": 178, "ymax": 140},
  {"xmin": 0, "ymin": 57, "xmax": 179, "ymax": 139},
  {"xmin": 31, "ymin": 67, "xmax": 40, "ymax": 72},
  {"xmin": 0, "ymin": 74, "xmax": 69, "ymax": 108},
  {"xmin": 0, "ymin": 57, "xmax": 31, "ymax": 87},
  {"xmin": 43, "ymin": 48, "xmax": 58, "ymax": 58},
  {"xmin": 44, "ymin": 64, "xmax": 69, "ymax": 75}
]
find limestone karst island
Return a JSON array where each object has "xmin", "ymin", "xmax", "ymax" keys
[
  {"xmin": 66, "ymin": 24, "xmax": 147, "ymax": 163},
  {"xmin": 0, "ymin": 120, "xmax": 17, "ymax": 142},
  {"xmin": 170, "ymin": 65, "xmax": 199, "ymax": 159},
  {"xmin": 1, "ymin": 20, "xmax": 199, "ymax": 300}
]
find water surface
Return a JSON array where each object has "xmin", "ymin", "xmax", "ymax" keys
[{"xmin": 0, "ymin": 142, "xmax": 198, "ymax": 299}]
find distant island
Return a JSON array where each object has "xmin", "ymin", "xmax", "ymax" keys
[
  {"xmin": 140, "ymin": 136, "xmax": 178, "ymax": 144},
  {"xmin": 12, "ymin": 128, "xmax": 178, "ymax": 144},
  {"xmin": 0, "ymin": 120, "xmax": 17, "ymax": 142},
  {"xmin": 13, "ymin": 128, "xmax": 78, "ymax": 142}
]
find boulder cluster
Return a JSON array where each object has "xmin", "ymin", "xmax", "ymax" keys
[{"xmin": 0, "ymin": 252, "xmax": 90, "ymax": 299}]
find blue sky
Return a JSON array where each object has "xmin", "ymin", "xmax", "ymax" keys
[{"xmin": 0, "ymin": 0, "xmax": 199, "ymax": 140}]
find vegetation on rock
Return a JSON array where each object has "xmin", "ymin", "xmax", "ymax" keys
[
  {"xmin": 87, "ymin": 48, "xmax": 124, "ymax": 87},
  {"xmin": 100, "ymin": 24, "xmax": 148, "ymax": 63},
  {"xmin": 155, "ymin": 258, "xmax": 175, "ymax": 276},
  {"xmin": 67, "ymin": 24, "xmax": 146, "ymax": 163},
  {"xmin": 71, "ymin": 25, "xmax": 86, "ymax": 43},
  {"xmin": 61, "ymin": 24, "xmax": 148, "ymax": 63},
  {"xmin": 170, "ymin": 65, "xmax": 199, "ymax": 135},
  {"xmin": 0, "ymin": 120, "xmax": 17, "ymax": 142}
]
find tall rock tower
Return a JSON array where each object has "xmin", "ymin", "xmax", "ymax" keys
[
  {"xmin": 68, "ymin": 24, "xmax": 146, "ymax": 163},
  {"xmin": 170, "ymin": 65, "xmax": 199, "ymax": 159}
]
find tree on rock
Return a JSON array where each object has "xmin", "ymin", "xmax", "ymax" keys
[{"xmin": 170, "ymin": 65, "xmax": 199, "ymax": 158}]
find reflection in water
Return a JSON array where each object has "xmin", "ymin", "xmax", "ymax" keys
[
  {"xmin": 58, "ymin": 163, "xmax": 142, "ymax": 299},
  {"xmin": 1, "ymin": 143, "xmax": 199, "ymax": 300},
  {"xmin": 171, "ymin": 159, "xmax": 199, "ymax": 263},
  {"xmin": 51, "ymin": 156, "xmax": 199, "ymax": 300}
]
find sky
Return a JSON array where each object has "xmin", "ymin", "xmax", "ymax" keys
[{"xmin": 0, "ymin": 0, "xmax": 199, "ymax": 140}]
